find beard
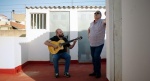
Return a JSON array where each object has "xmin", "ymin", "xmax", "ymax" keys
[{"xmin": 59, "ymin": 34, "xmax": 64, "ymax": 38}]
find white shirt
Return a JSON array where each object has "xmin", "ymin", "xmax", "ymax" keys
[{"xmin": 89, "ymin": 19, "xmax": 105, "ymax": 47}]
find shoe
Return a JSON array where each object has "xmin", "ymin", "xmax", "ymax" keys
[
  {"xmin": 95, "ymin": 74, "xmax": 101, "ymax": 78},
  {"xmin": 55, "ymin": 73, "xmax": 59, "ymax": 78},
  {"xmin": 64, "ymin": 72, "xmax": 71, "ymax": 78},
  {"xmin": 89, "ymin": 72, "xmax": 96, "ymax": 76}
]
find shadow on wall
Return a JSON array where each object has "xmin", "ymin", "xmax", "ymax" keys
[{"xmin": 20, "ymin": 31, "xmax": 50, "ymax": 65}]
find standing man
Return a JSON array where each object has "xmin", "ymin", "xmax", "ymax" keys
[
  {"xmin": 88, "ymin": 11, "xmax": 106, "ymax": 78},
  {"xmin": 44, "ymin": 29, "xmax": 76, "ymax": 78}
]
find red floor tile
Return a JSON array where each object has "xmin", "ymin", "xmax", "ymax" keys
[{"xmin": 0, "ymin": 62, "xmax": 108, "ymax": 81}]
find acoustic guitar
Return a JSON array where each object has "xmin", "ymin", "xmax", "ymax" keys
[{"xmin": 48, "ymin": 36, "xmax": 82, "ymax": 54}]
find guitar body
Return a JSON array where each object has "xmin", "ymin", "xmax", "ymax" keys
[
  {"xmin": 47, "ymin": 36, "xmax": 82, "ymax": 54},
  {"xmin": 48, "ymin": 40, "xmax": 65, "ymax": 54}
]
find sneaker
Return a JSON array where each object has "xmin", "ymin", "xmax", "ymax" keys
[
  {"xmin": 64, "ymin": 72, "xmax": 71, "ymax": 78},
  {"xmin": 89, "ymin": 72, "xmax": 96, "ymax": 76},
  {"xmin": 55, "ymin": 73, "xmax": 59, "ymax": 78}
]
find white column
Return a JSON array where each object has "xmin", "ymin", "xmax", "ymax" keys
[
  {"xmin": 113, "ymin": 0, "xmax": 122, "ymax": 81},
  {"xmin": 106, "ymin": 0, "xmax": 115, "ymax": 80},
  {"xmin": 106, "ymin": 0, "xmax": 122, "ymax": 81}
]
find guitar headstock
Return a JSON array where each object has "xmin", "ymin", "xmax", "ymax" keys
[{"xmin": 76, "ymin": 36, "xmax": 83, "ymax": 40}]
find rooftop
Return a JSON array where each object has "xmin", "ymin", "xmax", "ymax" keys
[
  {"xmin": 10, "ymin": 21, "xmax": 25, "ymax": 29},
  {"xmin": 0, "ymin": 14, "xmax": 8, "ymax": 19},
  {"xmin": 13, "ymin": 14, "xmax": 25, "ymax": 22}
]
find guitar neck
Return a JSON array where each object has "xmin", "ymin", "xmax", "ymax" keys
[{"xmin": 62, "ymin": 39, "xmax": 77, "ymax": 46}]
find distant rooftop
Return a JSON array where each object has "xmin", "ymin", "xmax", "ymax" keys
[
  {"xmin": 26, "ymin": 6, "xmax": 106, "ymax": 9},
  {"xmin": 13, "ymin": 14, "xmax": 25, "ymax": 22},
  {"xmin": 0, "ymin": 14, "xmax": 8, "ymax": 19}
]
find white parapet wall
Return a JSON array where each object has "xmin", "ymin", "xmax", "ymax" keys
[
  {"xmin": 0, "ymin": 37, "xmax": 27, "ymax": 68},
  {"xmin": 26, "ymin": 30, "xmax": 50, "ymax": 61}
]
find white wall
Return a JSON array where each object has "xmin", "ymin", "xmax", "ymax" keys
[
  {"xmin": 106, "ymin": 0, "xmax": 115, "ymax": 80},
  {"xmin": 27, "ymin": 30, "xmax": 50, "ymax": 61},
  {"xmin": 19, "ymin": 40, "xmax": 29, "ymax": 65},
  {"xmin": 122, "ymin": 0, "xmax": 150, "ymax": 81},
  {"xmin": 14, "ymin": 37, "xmax": 27, "ymax": 67},
  {"xmin": 107, "ymin": 0, "xmax": 150, "ymax": 81},
  {"xmin": 0, "ymin": 37, "xmax": 27, "ymax": 68},
  {"xmin": 0, "ymin": 37, "xmax": 15, "ymax": 68}
]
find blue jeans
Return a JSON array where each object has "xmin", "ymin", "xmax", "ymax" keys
[
  {"xmin": 90, "ymin": 44, "xmax": 104, "ymax": 75},
  {"xmin": 52, "ymin": 52, "xmax": 71, "ymax": 73}
]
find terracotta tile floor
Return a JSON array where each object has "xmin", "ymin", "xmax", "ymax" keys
[{"xmin": 0, "ymin": 62, "xmax": 108, "ymax": 81}]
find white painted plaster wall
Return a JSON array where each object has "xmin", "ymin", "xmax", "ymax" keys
[
  {"xmin": 27, "ymin": 30, "xmax": 50, "ymax": 61},
  {"xmin": 0, "ymin": 37, "xmax": 15, "ymax": 68},
  {"xmin": 0, "ymin": 37, "xmax": 27, "ymax": 68},
  {"xmin": 106, "ymin": 0, "xmax": 115, "ymax": 80},
  {"xmin": 122, "ymin": 0, "xmax": 150, "ymax": 81},
  {"xmin": 14, "ymin": 37, "xmax": 27, "ymax": 67},
  {"xmin": 106, "ymin": 0, "xmax": 150, "ymax": 81}
]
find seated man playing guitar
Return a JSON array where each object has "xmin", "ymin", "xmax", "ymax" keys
[{"xmin": 44, "ymin": 29, "xmax": 76, "ymax": 78}]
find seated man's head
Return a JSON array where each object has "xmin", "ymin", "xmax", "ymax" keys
[{"xmin": 56, "ymin": 28, "xmax": 64, "ymax": 38}]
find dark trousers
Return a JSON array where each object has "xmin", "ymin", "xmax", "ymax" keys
[{"xmin": 90, "ymin": 44, "xmax": 104, "ymax": 75}]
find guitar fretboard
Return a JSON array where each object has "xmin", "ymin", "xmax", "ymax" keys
[{"xmin": 61, "ymin": 36, "xmax": 82, "ymax": 46}]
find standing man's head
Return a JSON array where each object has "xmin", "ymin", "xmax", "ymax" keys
[
  {"xmin": 56, "ymin": 28, "xmax": 64, "ymax": 38},
  {"xmin": 94, "ymin": 10, "xmax": 101, "ymax": 20}
]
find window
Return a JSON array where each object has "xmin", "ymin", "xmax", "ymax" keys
[{"xmin": 31, "ymin": 13, "xmax": 46, "ymax": 29}]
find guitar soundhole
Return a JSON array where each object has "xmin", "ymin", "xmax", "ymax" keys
[{"xmin": 59, "ymin": 43, "xmax": 62, "ymax": 47}]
